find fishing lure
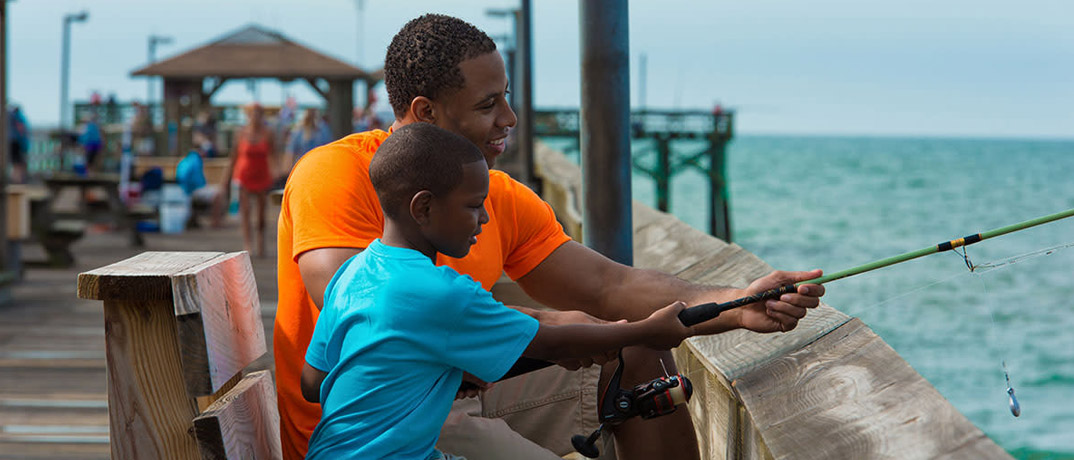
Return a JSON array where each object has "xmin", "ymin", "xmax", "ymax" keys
[{"xmin": 1004, "ymin": 362, "xmax": 1020, "ymax": 417}]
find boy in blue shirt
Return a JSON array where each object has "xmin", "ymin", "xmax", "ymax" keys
[{"xmin": 301, "ymin": 123, "xmax": 697, "ymax": 459}]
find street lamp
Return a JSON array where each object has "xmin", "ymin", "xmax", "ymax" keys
[
  {"xmin": 147, "ymin": 34, "xmax": 173, "ymax": 107},
  {"xmin": 59, "ymin": 10, "xmax": 88, "ymax": 129}
]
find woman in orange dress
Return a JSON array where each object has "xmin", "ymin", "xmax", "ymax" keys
[{"xmin": 224, "ymin": 103, "xmax": 276, "ymax": 257}]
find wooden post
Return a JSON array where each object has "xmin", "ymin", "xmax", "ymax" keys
[
  {"xmin": 655, "ymin": 133, "xmax": 671, "ymax": 212},
  {"xmin": 708, "ymin": 112, "xmax": 733, "ymax": 242},
  {"xmin": 77, "ymin": 251, "xmax": 267, "ymax": 459}
]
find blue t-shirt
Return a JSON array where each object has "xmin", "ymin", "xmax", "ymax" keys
[{"xmin": 305, "ymin": 239, "xmax": 539, "ymax": 460}]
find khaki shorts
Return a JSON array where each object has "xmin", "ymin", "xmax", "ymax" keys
[{"xmin": 436, "ymin": 364, "xmax": 616, "ymax": 460}]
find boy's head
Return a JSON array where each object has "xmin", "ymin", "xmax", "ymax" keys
[
  {"xmin": 370, "ymin": 123, "xmax": 490, "ymax": 258},
  {"xmin": 385, "ymin": 14, "xmax": 517, "ymax": 167}
]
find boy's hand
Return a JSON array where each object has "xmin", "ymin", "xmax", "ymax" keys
[{"xmin": 640, "ymin": 301, "xmax": 695, "ymax": 349}]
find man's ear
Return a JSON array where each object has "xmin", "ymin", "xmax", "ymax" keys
[
  {"xmin": 410, "ymin": 96, "xmax": 436, "ymax": 123},
  {"xmin": 409, "ymin": 190, "xmax": 434, "ymax": 225}
]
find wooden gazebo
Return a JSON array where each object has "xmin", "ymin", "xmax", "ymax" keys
[{"xmin": 131, "ymin": 24, "xmax": 379, "ymax": 155}]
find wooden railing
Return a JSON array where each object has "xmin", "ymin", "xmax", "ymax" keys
[
  {"xmin": 77, "ymin": 251, "xmax": 280, "ymax": 459},
  {"xmin": 533, "ymin": 142, "xmax": 1011, "ymax": 459}
]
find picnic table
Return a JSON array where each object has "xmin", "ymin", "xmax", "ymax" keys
[{"xmin": 40, "ymin": 172, "xmax": 154, "ymax": 247}]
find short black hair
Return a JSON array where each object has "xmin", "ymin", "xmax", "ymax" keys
[
  {"xmin": 384, "ymin": 14, "xmax": 498, "ymax": 117},
  {"xmin": 370, "ymin": 123, "xmax": 485, "ymax": 219}
]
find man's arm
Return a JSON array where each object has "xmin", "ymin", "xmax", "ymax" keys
[
  {"xmin": 516, "ymin": 241, "xmax": 824, "ymax": 335},
  {"xmin": 300, "ymin": 363, "xmax": 328, "ymax": 403},
  {"xmin": 297, "ymin": 247, "xmax": 363, "ymax": 309}
]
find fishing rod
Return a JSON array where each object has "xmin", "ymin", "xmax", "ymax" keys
[
  {"xmin": 504, "ymin": 206, "xmax": 1074, "ymax": 381},
  {"xmin": 678, "ymin": 207, "xmax": 1074, "ymax": 326}
]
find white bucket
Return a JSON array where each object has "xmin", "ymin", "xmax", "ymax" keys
[{"xmin": 159, "ymin": 184, "xmax": 190, "ymax": 234}]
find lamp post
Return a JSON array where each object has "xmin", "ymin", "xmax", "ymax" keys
[
  {"xmin": 59, "ymin": 10, "xmax": 88, "ymax": 129},
  {"xmin": 487, "ymin": 3, "xmax": 536, "ymax": 190},
  {"xmin": 147, "ymin": 34, "xmax": 173, "ymax": 108}
]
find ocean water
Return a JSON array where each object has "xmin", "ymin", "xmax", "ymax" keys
[{"xmin": 550, "ymin": 135, "xmax": 1074, "ymax": 457}]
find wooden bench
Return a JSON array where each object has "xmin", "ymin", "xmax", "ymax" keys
[
  {"xmin": 78, "ymin": 251, "xmax": 281, "ymax": 459},
  {"xmin": 10, "ymin": 184, "xmax": 89, "ymax": 269}
]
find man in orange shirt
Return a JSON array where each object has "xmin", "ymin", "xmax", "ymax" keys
[{"xmin": 276, "ymin": 14, "xmax": 825, "ymax": 460}]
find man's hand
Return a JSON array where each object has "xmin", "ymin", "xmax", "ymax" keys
[
  {"xmin": 456, "ymin": 372, "xmax": 491, "ymax": 399},
  {"xmin": 735, "ymin": 269, "xmax": 824, "ymax": 333},
  {"xmin": 540, "ymin": 309, "xmax": 623, "ymax": 370}
]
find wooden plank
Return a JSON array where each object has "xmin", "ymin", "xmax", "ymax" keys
[
  {"xmin": 193, "ymin": 370, "xmax": 282, "ymax": 460},
  {"xmin": 0, "ymin": 366, "xmax": 106, "ymax": 396},
  {"xmin": 102, "ymin": 298, "xmax": 199, "ymax": 459},
  {"xmin": 77, "ymin": 251, "xmax": 225, "ymax": 301},
  {"xmin": 684, "ymin": 305, "xmax": 851, "ymax": 381},
  {"xmin": 632, "ymin": 217, "xmax": 727, "ymax": 275},
  {"xmin": 733, "ymin": 319, "xmax": 1010, "ymax": 460},
  {"xmin": 171, "ymin": 251, "xmax": 266, "ymax": 396},
  {"xmin": 0, "ymin": 440, "xmax": 110, "ymax": 460}
]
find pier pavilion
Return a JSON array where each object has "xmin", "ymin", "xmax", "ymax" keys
[{"xmin": 130, "ymin": 24, "xmax": 381, "ymax": 156}]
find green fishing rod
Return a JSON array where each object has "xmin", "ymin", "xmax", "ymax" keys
[{"xmin": 678, "ymin": 207, "xmax": 1074, "ymax": 326}]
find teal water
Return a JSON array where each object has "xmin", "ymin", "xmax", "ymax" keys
[
  {"xmin": 552, "ymin": 135, "xmax": 1074, "ymax": 457},
  {"xmin": 726, "ymin": 137, "xmax": 1074, "ymax": 458}
]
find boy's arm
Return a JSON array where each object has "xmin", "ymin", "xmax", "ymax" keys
[
  {"xmin": 523, "ymin": 301, "xmax": 695, "ymax": 363},
  {"xmin": 301, "ymin": 363, "xmax": 328, "ymax": 403}
]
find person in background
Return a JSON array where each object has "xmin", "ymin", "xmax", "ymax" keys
[
  {"xmin": 223, "ymin": 103, "xmax": 276, "ymax": 257},
  {"xmin": 7, "ymin": 105, "xmax": 29, "ymax": 183},
  {"xmin": 128, "ymin": 102, "xmax": 155, "ymax": 156},
  {"xmin": 283, "ymin": 108, "xmax": 332, "ymax": 174},
  {"xmin": 194, "ymin": 109, "xmax": 219, "ymax": 158},
  {"xmin": 78, "ymin": 113, "xmax": 104, "ymax": 173}
]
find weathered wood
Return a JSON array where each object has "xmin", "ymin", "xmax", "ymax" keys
[
  {"xmin": 171, "ymin": 251, "xmax": 266, "ymax": 396},
  {"xmin": 733, "ymin": 319, "xmax": 1010, "ymax": 459},
  {"xmin": 193, "ymin": 370, "xmax": 282, "ymax": 460},
  {"xmin": 77, "ymin": 251, "xmax": 270, "ymax": 459},
  {"xmin": 534, "ymin": 141, "xmax": 584, "ymax": 239},
  {"xmin": 685, "ymin": 305, "xmax": 851, "ymax": 381},
  {"xmin": 102, "ymin": 298, "xmax": 199, "ymax": 459},
  {"xmin": 632, "ymin": 215, "xmax": 727, "ymax": 275},
  {"xmin": 77, "ymin": 251, "xmax": 226, "ymax": 301}
]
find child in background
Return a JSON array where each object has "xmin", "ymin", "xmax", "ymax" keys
[{"xmin": 300, "ymin": 123, "xmax": 697, "ymax": 460}]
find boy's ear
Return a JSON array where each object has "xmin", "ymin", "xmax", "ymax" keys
[
  {"xmin": 409, "ymin": 190, "xmax": 434, "ymax": 225},
  {"xmin": 410, "ymin": 96, "xmax": 436, "ymax": 124}
]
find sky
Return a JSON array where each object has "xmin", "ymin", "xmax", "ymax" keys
[{"xmin": 4, "ymin": 0, "xmax": 1073, "ymax": 138}]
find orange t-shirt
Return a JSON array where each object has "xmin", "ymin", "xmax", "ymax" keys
[{"xmin": 274, "ymin": 129, "xmax": 572, "ymax": 459}]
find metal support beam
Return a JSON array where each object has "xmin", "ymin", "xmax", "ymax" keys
[
  {"xmin": 1, "ymin": 0, "xmax": 9, "ymax": 269},
  {"xmin": 579, "ymin": 0, "xmax": 632, "ymax": 265},
  {"xmin": 514, "ymin": 0, "xmax": 536, "ymax": 190},
  {"xmin": 326, "ymin": 79, "xmax": 354, "ymax": 140}
]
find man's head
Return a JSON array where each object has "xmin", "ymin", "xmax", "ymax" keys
[
  {"xmin": 385, "ymin": 14, "xmax": 517, "ymax": 167},
  {"xmin": 370, "ymin": 123, "xmax": 490, "ymax": 258}
]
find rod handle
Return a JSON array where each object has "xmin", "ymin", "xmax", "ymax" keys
[
  {"xmin": 500, "ymin": 284, "xmax": 797, "ymax": 380},
  {"xmin": 677, "ymin": 284, "xmax": 798, "ymax": 327}
]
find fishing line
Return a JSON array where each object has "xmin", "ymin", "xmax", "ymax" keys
[
  {"xmin": 970, "ymin": 262, "xmax": 1021, "ymax": 417},
  {"xmin": 972, "ymin": 241, "xmax": 1074, "ymax": 273}
]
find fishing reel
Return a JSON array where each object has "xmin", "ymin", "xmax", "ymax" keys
[{"xmin": 571, "ymin": 352, "xmax": 693, "ymax": 458}]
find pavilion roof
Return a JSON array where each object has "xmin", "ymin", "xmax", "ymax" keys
[{"xmin": 131, "ymin": 24, "xmax": 374, "ymax": 80}]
